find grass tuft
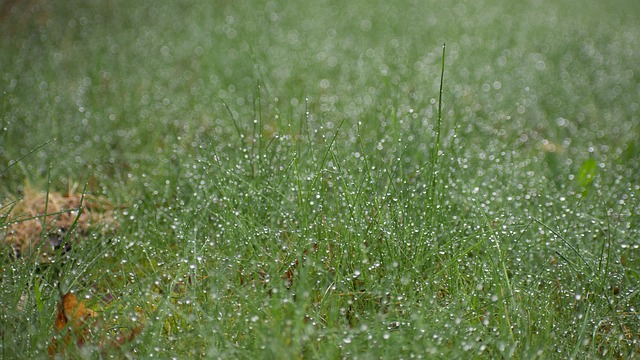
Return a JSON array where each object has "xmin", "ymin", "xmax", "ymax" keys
[{"xmin": 1, "ymin": 0, "xmax": 639, "ymax": 358}]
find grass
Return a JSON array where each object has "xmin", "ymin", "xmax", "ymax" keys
[{"xmin": 1, "ymin": 0, "xmax": 640, "ymax": 358}]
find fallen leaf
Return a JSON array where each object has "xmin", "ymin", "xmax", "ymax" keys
[
  {"xmin": 48, "ymin": 293, "xmax": 97, "ymax": 356},
  {"xmin": 48, "ymin": 291, "xmax": 144, "ymax": 357}
]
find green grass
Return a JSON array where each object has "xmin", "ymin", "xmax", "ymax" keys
[{"xmin": 2, "ymin": 0, "xmax": 640, "ymax": 358}]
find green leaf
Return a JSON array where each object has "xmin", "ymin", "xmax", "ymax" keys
[{"xmin": 576, "ymin": 158, "xmax": 597, "ymax": 196}]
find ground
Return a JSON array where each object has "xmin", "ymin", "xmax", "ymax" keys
[{"xmin": 1, "ymin": 0, "xmax": 639, "ymax": 358}]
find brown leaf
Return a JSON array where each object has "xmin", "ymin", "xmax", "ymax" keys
[
  {"xmin": 48, "ymin": 293, "xmax": 97, "ymax": 356},
  {"xmin": 48, "ymin": 292, "xmax": 143, "ymax": 357}
]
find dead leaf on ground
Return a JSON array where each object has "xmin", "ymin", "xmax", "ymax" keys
[
  {"xmin": 48, "ymin": 291, "xmax": 143, "ymax": 357},
  {"xmin": 48, "ymin": 292, "xmax": 97, "ymax": 356}
]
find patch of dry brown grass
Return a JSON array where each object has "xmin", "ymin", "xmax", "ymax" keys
[{"xmin": 1, "ymin": 186, "xmax": 119, "ymax": 262}]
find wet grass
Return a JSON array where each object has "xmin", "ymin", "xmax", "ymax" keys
[{"xmin": 2, "ymin": 0, "xmax": 640, "ymax": 358}]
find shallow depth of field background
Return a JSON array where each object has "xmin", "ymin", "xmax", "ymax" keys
[{"xmin": 1, "ymin": 0, "xmax": 639, "ymax": 358}]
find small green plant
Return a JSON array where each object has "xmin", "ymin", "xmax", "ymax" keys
[
  {"xmin": 576, "ymin": 158, "xmax": 597, "ymax": 197},
  {"xmin": 1, "ymin": 0, "xmax": 638, "ymax": 358}
]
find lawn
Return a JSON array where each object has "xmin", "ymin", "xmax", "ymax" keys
[{"xmin": 1, "ymin": 0, "xmax": 639, "ymax": 358}]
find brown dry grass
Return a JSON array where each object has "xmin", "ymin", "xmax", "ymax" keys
[{"xmin": 1, "ymin": 186, "xmax": 119, "ymax": 262}]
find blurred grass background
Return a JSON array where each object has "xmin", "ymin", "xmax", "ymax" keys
[
  {"xmin": 2, "ymin": 0, "xmax": 638, "ymax": 191},
  {"xmin": 1, "ymin": 0, "xmax": 639, "ymax": 358}
]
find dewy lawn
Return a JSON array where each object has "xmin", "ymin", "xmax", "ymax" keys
[{"xmin": 1, "ymin": 0, "xmax": 639, "ymax": 358}]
